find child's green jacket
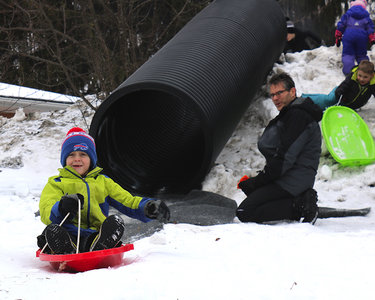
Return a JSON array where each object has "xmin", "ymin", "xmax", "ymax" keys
[
  {"xmin": 39, "ymin": 166, "xmax": 152, "ymax": 237},
  {"xmin": 335, "ymin": 66, "xmax": 375, "ymax": 109}
]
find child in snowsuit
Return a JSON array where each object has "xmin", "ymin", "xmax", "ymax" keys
[
  {"xmin": 37, "ymin": 127, "xmax": 170, "ymax": 254},
  {"xmin": 302, "ymin": 60, "xmax": 375, "ymax": 111},
  {"xmin": 335, "ymin": 0, "xmax": 375, "ymax": 75}
]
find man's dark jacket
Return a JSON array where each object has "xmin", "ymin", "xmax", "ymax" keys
[{"xmin": 239, "ymin": 97, "xmax": 323, "ymax": 196}]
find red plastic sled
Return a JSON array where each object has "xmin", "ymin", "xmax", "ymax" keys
[{"xmin": 36, "ymin": 244, "xmax": 134, "ymax": 272}]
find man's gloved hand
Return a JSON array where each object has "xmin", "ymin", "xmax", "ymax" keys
[
  {"xmin": 335, "ymin": 29, "xmax": 342, "ymax": 47},
  {"xmin": 144, "ymin": 200, "xmax": 170, "ymax": 223},
  {"xmin": 369, "ymin": 33, "xmax": 375, "ymax": 46},
  {"xmin": 58, "ymin": 193, "xmax": 84, "ymax": 217},
  {"xmin": 238, "ymin": 177, "xmax": 257, "ymax": 196},
  {"xmin": 237, "ymin": 175, "xmax": 249, "ymax": 189}
]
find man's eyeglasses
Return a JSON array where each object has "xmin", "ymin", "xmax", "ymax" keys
[{"xmin": 270, "ymin": 89, "xmax": 289, "ymax": 98}]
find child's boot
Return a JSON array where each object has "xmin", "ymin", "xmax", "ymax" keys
[
  {"xmin": 45, "ymin": 224, "xmax": 76, "ymax": 254},
  {"xmin": 90, "ymin": 215, "xmax": 125, "ymax": 251},
  {"xmin": 37, "ymin": 227, "xmax": 51, "ymax": 253}
]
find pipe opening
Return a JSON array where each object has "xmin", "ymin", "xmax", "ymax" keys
[
  {"xmin": 95, "ymin": 89, "xmax": 206, "ymax": 195},
  {"xmin": 90, "ymin": 0, "xmax": 286, "ymax": 196}
]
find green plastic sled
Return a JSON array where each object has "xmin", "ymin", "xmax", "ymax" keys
[{"xmin": 321, "ymin": 106, "xmax": 375, "ymax": 166}]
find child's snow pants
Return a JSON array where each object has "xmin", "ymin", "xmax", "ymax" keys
[{"xmin": 302, "ymin": 87, "xmax": 338, "ymax": 111}]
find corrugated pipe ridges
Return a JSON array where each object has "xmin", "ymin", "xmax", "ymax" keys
[{"xmin": 89, "ymin": 0, "xmax": 286, "ymax": 197}]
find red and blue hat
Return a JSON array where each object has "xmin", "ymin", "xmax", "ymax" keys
[{"xmin": 60, "ymin": 127, "xmax": 97, "ymax": 168}]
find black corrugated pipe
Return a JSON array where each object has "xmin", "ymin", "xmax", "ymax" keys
[{"xmin": 89, "ymin": 0, "xmax": 286, "ymax": 197}]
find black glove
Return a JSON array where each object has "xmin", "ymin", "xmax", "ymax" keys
[
  {"xmin": 335, "ymin": 38, "xmax": 341, "ymax": 47},
  {"xmin": 238, "ymin": 178, "xmax": 257, "ymax": 196},
  {"xmin": 144, "ymin": 200, "xmax": 170, "ymax": 223},
  {"xmin": 58, "ymin": 193, "xmax": 84, "ymax": 217}
]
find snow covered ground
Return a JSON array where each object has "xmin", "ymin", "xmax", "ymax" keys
[{"xmin": 1, "ymin": 45, "xmax": 375, "ymax": 299}]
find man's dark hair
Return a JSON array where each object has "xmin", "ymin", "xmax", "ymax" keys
[{"xmin": 269, "ymin": 72, "xmax": 295, "ymax": 90}]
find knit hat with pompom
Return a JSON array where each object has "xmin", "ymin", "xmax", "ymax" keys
[
  {"xmin": 350, "ymin": 0, "xmax": 367, "ymax": 10},
  {"xmin": 60, "ymin": 127, "xmax": 97, "ymax": 168}
]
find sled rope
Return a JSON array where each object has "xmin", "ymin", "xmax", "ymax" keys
[
  {"xmin": 40, "ymin": 212, "xmax": 71, "ymax": 254},
  {"xmin": 76, "ymin": 198, "xmax": 81, "ymax": 254},
  {"xmin": 40, "ymin": 196, "xmax": 82, "ymax": 254}
]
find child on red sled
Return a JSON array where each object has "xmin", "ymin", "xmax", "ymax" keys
[{"xmin": 37, "ymin": 127, "xmax": 170, "ymax": 254}]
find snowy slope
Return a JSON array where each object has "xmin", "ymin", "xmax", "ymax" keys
[{"xmin": 1, "ymin": 45, "xmax": 375, "ymax": 300}]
